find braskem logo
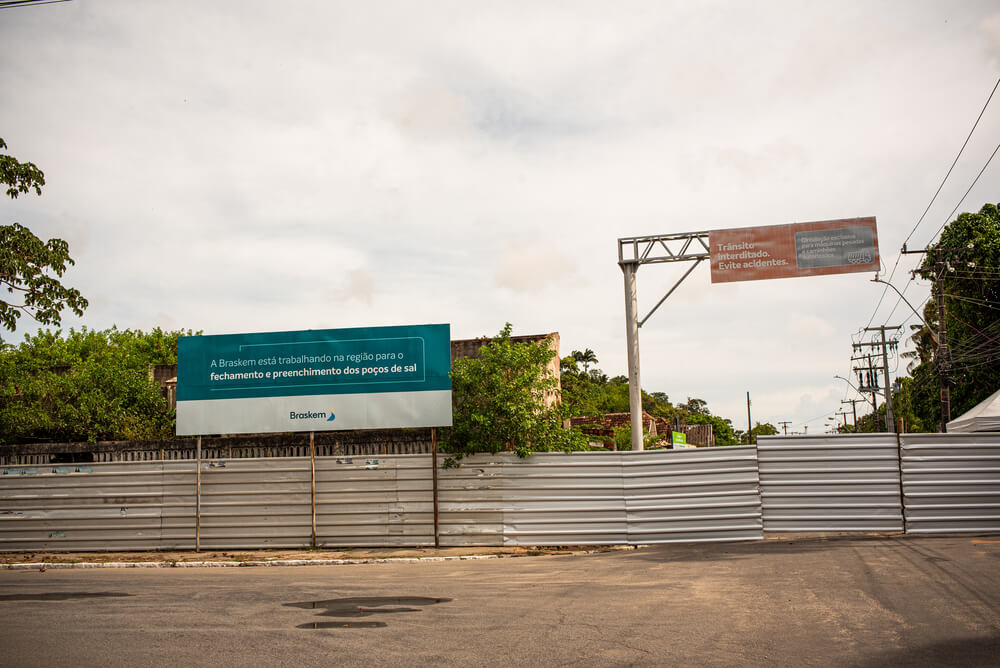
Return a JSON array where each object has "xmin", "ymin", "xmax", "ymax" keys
[
  {"xmin": 289, "ymin": 410, "xmax": 327, "ymax": 420},
  {"xmin": 288, "ymin": 409, "xmax": 337, "ymax": 422}
]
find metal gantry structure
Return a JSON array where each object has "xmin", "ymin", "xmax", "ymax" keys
[{"xmin": 618, "ymin": 231, "xmax": 711, "ymax": 450}]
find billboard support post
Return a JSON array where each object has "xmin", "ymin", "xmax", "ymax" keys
[
  {"xmin": 621, "ymin": 261, "xmax": 644, "ymax": 451},
  {"xmin": 195, "ymin": 435, "xmax": 201, "ymax": 552},
  {"xmin": 310, "ymin": 431, "xmax": 317, "ymax": 548},
  {"xmin": 432, "ymin": 427, "xmax": 440, "ymax": 547},
  {"xmin": 618, "ymin": 232, "xmax": 712, "ymax": 452}
]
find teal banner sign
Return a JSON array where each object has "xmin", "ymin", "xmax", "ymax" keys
[{"xmin": 176, "ymin": 324, "xmax": 452, "ymax": 435}]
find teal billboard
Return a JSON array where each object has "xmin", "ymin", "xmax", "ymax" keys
[{"xmin": 176, "ymin": 324, "xmax": 451, "ymax": 435}]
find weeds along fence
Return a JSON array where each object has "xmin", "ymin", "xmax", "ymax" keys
[{"xmin": 1, "ymin": 434, "xmax": 997, "ymax": 551}]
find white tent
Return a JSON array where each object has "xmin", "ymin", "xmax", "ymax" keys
[{"xmin": 947, "ymin": 388, "xmax": 1000, "ymax": 432}]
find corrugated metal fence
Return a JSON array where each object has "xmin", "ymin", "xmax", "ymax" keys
[
  {"xmin": 758, "ymin": 434, "xmax": 903, "ymax": 532},
  {"xmin": 1, "ymin": 448, "xmax": 762, "ymax": 551},
  {"xmin": 901, "ymin": 433, "xmax": 1000, "ymax": 534},
  {"xmin": 0, "ymin": 462, "xmax": 196, "ymax": 551},
  {"xmin": 3, "ymin": 435, "xmax": 998, "ymax": 551}
]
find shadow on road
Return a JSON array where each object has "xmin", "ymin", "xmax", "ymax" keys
[{"xmin": 850, "ymin": 635, "xmax": 1000, "ymax": 667}]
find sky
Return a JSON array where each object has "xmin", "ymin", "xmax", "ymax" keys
[{"xmin": 2, "ymin": 0, "xmax": 999, "ymax": 434}]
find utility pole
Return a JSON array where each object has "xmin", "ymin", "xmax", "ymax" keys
[
  {"xmin": 856, "ymin": 326, "xmax": 901, "ymax": 432},
  {"xmin": 746, "ymin": 392, "xmax": 752, "ymax": 444},
  {"xmin": 836, "ymin": 411, "xmax": 850, "ymax": 429},
  {"xmin": 841, "ymin": 399, "xmax": 864, "ymax": 432},
  {"xmin": 902, "ymin": 245, "xmax": 956, "ymax": 432},
  {"xmin": 932, "ymin": 251, "xmax": 952, "ymax": 431},
  {"xmin": 778, "ymin": 420, "xmax": 791, "ymax": 435},
  {"xmin": 852, "ymin": 352, "xmax": 881, "ymax": 425}
]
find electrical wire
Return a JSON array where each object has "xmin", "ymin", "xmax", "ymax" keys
[
  {"xmin": 903, "ymin": 78, "xmax": 1000, "ymax": 248},
  {"xmin": 944, "ymin": 293, "xmax": 1000, "ymax": 311},
  {"xmin": 927, "ymin": 139, "xmax": 1000, "ymax": 246},
  {"xmin": 862, "ymin": 77, "xmax": 1000, "ymax": 331},
  {"xmin": 0, "ymin": 0, "xmax": 72, "ymax": 8}
]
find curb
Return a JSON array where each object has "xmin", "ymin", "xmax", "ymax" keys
[{"xmin": 2, "ymin": 551, "xmax": 595, "ymax": 570}]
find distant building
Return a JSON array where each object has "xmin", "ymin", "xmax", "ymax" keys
[{"xmin": 450, "ymin": 332, "xmax": 561, "ymax": 407}]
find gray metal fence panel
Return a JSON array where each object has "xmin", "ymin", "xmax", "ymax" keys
[
  {"xmin": 199, "ymin": 457, "xmax": 312, "ymax": 550},
  {"xmin": 438, "ymin": 453, "xmax": 628, "ymax": 547},
  {"xmin": 497, "ymin": 453, "xmax": 627, "ymax": 546},
  {"xmin": 316, "ymin": 455, "xmax": 434, "ymax": 547},
  {"xmin": 437, "ymin": 455, "xmax": 508, "ymax": 546},
  {"xmin": 758, "ymin": 434, "xmax": 903, "ymax": 532},
  {"xmin": 623, "ymin": 447, "xmax": 762, "ymax": 543},
  {"xmin": 901, "ymin": 433, "xmax": 1000, "ymax": 534},
  {"xmin": 0, "ymin": 461, "xmax": 195, "ymax": 551}
]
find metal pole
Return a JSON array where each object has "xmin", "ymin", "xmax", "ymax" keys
[
  {"xmin": 195, "ymin": 435, "xmax": 201, "ymax": 552},
  {"xmin": 879, "ymin": 326, "xmax": 895, "ymax": 433},
  {"xmin": 934, "ymin": 255, "xmax": 951, "ymax": 431},
  {"xmin": 432, "ymin": 427, "xmax": 440, "ymax": 547},
  {"xmin": 310, "ymin": 432, "xmax": 317, "ymax": 549},
  {"xmin": 622, "ymin": 262, "xmax": 643, "ymax": 451},
  {"xmin": 746, "ymin": 392, "xmax": 752, "ymax": 445}
]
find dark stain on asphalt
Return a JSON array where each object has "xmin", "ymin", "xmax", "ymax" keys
[
  {"xmin": 0, "ymin": 592, "xmax": 133, "ymax": 601},
  {"xmin": 298, "ymin": 621, "xmax": 389, "ymax": 629},
  {"xmin": 286, "ymin": 596, "xmax": 452, "ymax": 629}
]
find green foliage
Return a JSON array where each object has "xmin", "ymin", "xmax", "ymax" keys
[
  {"xmin": 613, "ymin": 425, "xmax": 664, "ymax": 450},
  {"xmin": 741, "ymin": 421, "xmax": 779, "ymax": 444},
  {"xmin": 0, "ymin": 327, "xmax": 194, "ymax": 444},
  {"xmin": 444, "ymin": 324, "xmax": 589, "ymax": 461},
  {"xmin": 0, "ymin": 138, "xmax": 44, "ymax": 199},
  {"xmin": 560, "ymin": 358, "xmax": 676, "ymax": 420},
  {"xmin": 687, "ymin": 411, "xmax": 739, "ymax": 445},
  {"xmin": 1, "ymin": 138, "xmax": 87, "ymax": 333},
  {"xmin": 886, "ymin": 202, "xmax": 1000, "ymax": 431},
  {"xmin": 561, "ymin": 351, "xmax": 742, "ymax": 445}
]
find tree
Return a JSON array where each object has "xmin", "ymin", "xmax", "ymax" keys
[
  {"xmin": 445, "ymin": 324, "xmax": 588, "ymax": 460},
  {"xmin": 0, "ymin": 326, "xmax": 192, "ymax": 444},
  {"xmin": 1, "ymin": 138, "xmax": 87, "ymax": 333},
  {"xmin": 570, "ymin": 348, "xmax": 598, "ymax": 373},
  {"xmin": 687, "ymin": 411, "xmax": 738, "ymax": 445},
  {"xmin": 895, "ymin": 201, "xmax": 1000, "ymax": 430}
]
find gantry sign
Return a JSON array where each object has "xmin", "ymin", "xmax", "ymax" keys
[{"xmin": 618, "ymin": 217, "xmax": 879, "ymax": 450}]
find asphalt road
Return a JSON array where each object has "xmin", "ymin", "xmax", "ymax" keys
[{"xmin": 1, "ymin": 535, "xmax": 998, "ymax": 667}]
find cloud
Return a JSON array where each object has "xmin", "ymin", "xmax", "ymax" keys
[
  {"xmin": 981, "ymin": 12, "xmax": 1000, "ymax": 62},
  {"xmin": 3, "ymin": 0, "xmax": 998, "ymax": 430},
  {"xmin": 335, "ymin": 268, "xmax": 376, "ymax": 306},
  {"xmin": 494, "ymin": 242, "xmax": 578, "ymax": 293}
]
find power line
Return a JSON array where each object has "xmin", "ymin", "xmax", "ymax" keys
[
  {"xmin": 927, "ymin": 139, "xmax": 1000, "ymax": 245},
  {"xmin": 863, "ymin": 77, "xmax": 1000, "ymax": 331},
  {"xmin": 903, "ymin": 77, "xmax": 1000, "ymax": 248},
  {"xmin": 0, "ymin": 0, "xmax": 73, "ymax": 8}
]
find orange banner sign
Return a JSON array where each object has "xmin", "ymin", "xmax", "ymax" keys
[{"xmin": 709, "ymin": 217, "xmax": 879, "ymax": 283}]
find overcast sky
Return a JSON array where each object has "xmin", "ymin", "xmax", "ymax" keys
[{"xmin": 3, "ymin": 1, "xmax": 999, "ymax": 434}]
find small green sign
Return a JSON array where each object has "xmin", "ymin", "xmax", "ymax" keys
[{"xmin": 672, "ymin": 431, "xmax": 687, "ymax": 446}]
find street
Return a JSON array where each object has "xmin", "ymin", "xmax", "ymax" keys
[{"xmin": 1, "ymin": 535, "xmax": 998, "ymax": 667}]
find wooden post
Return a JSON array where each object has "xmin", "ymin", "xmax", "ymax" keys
[
  {"xmin": 195, "ymin": 435, "xmax": 202, "ymax": 552},
  {"xmin": 310, "ymin": 432, "xmax": 317, "ymax": 549},
  {"xmin": 432, "ymin": 428, "xmax": 440, "ymax": 548}
]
